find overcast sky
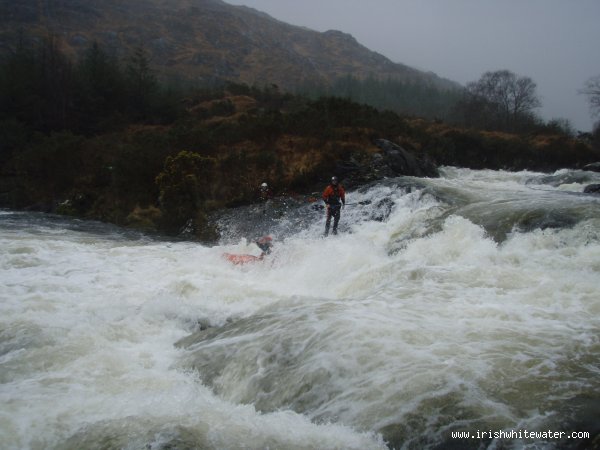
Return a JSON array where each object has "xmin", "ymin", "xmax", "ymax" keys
[{"xmin": 225, "ymin": 0, "xmax": 600, "ymax": 132}]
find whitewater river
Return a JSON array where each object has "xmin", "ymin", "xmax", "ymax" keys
[{"xmin": 1, "ymin": 168, "xmax": 599, "ymax": 450}]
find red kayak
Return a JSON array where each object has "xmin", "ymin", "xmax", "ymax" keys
[
  {"xmin": 223, "ymin": 236, "xmax": 273, "ymax": 265},
  {"xmin": 222, "ymin": 253, "xmax": 264, "ymax": 265}
]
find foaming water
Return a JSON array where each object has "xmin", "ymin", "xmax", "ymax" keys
[{"xmin": 1, "ymin": 167, "xmax": 600, "ymax": 449}]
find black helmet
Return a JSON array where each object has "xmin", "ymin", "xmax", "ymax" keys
[{"xmin": 331, "ymin": 176, "xmax": 338, "ymax": 185}]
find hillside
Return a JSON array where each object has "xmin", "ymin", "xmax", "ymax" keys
[
  {"xmin": 0, "ymin": 0, "xmax": 459, "ymax": 91},
  {"xmin": 2, "ymin": 1, "xmax": 597, "ymax": 240}
]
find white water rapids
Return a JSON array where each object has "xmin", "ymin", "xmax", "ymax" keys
[{"xmin": 1, "ymin": 168, "xmax": 599, "ymax": 449}]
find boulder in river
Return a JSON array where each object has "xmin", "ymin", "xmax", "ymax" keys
[
  {"xmin": 583, "ymin": 183, "xmax": 600, "ymax": 194},
  {"xmin": 583, "ymin": 162, "xmax": 600, "ymax": 172}
]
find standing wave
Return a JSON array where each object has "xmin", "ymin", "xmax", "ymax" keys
[{"xmin": 1, "ymin": 167, "xmax": 599, "ymax": 449}]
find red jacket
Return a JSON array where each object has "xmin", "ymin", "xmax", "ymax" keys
[{"xmin": 322, "ymin": 184, "xmax": 345, "ymax": 206}]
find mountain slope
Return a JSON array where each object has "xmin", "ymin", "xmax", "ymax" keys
[{"xmin": 0, "ymin": 0, "xmax": 460, "ymax": 91}]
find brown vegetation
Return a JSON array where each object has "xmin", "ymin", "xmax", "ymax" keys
[{"xmin": 0, "ymin": 36, "xmax": 597, "ymax": 241}]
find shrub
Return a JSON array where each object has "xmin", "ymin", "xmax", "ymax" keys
[{"xmin": 155, "ymin": 150, "xmax": 217, "ymax": 239}]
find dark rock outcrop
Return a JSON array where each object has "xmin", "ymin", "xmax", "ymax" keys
[
  {"xmin": 583, "ymin": 184, "xmax": 600, "ymax": 194},
  {"xmin": 373, "ymin": 139, "xmax": 439, "ymax": 178},
  {"xmin": 330, "ymin": 139, "xmax": 439, "ymax": 189},
  {"xmin": 583, "ymin": 162, "xmax": 600, "ymax": 172}
]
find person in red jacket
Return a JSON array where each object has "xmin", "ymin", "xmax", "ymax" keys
[{"xmin": 322, "ymin": 176, "xmax": 346, "ymax": 236}]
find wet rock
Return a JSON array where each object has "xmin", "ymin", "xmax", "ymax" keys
[
  {"xmin": 373, "ymin": 139, "xmax": 439, "ymax": 178},
  {"xmin": 370, "ymin": 197, "xmax": 395, "ymax": 222},
  {"xmin": 583, "ymin": 183, "xmax": 600, "ymax": 194},
  {"xmin": 329, "ymin": 139, "xmax": 439, "ymax": 189},
  {"xmin": 583, "ymin": 162, "xmax": 600, "ymax": 172}
]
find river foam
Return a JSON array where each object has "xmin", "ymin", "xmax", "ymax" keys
[{"xmin": 1, "ymin": 167, "xmax": 599, "ymax": 449}]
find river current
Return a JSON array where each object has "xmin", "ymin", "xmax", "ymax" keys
[{"xmin": 1, "ymin": 168, "xmax": 599, "ymax": 449}]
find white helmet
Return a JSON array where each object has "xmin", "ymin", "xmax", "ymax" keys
[{"xmin": 261, "ymin": 182, "xmax": 268, "ymax": 189}]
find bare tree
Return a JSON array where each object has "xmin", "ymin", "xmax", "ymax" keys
[
  {"xmin": 463, "ymin": 70, "xmax": 541, "ymax": 131},
  {"xmin": 582, "ymin": 75, "xmax": 600, "ymax": 118}
]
